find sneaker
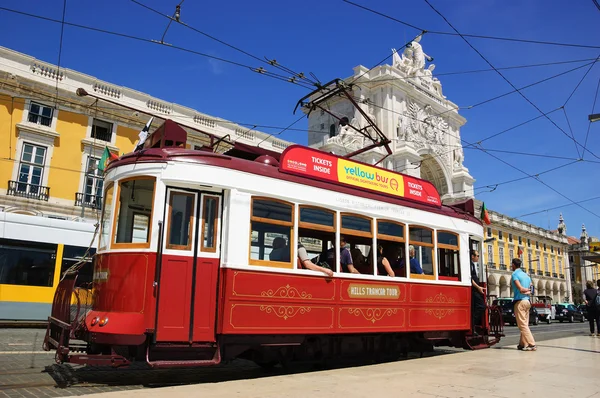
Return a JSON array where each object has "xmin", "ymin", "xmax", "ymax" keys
[
  {"xmin": 524, "ymin": 345, "xmax": 537, "ymax": 351},
  {"xmin": 590, "ymin": 333, "xmax": 596, "ymax": 337},
  {"xmin": 517, "ymin": 345, "xmax": 524, "ymax": 351}
]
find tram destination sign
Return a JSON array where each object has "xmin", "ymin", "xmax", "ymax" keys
[{"xmin": 280, "ymin": 146, "xmax": 441, "ymax": 207}]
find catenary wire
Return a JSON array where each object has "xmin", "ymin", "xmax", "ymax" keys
[
  {"xmin": 422, "ymin": 0, "xmax": 600, "ymax": 161},
  {"xmin": 342, "ymin": 0, "xmax": 600, "ymax": 50},
  {"xmin": 130, "ymin": 0, "xmax": 318, "ymax": 86}
]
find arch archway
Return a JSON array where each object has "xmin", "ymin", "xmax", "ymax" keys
[
  {"xmin": 545, "ymin": 281, "xmax": 553, "ymax": 300},
  {"xmin": 559, "ymin": 283, "xmax": 566, "ymax": 302},
  {"xmin": 419, "ymin": 154, "xmax": 450, "ymax": 198},
  {"xmin": 487, "ymin": 274, "xmax": 499, "ymax": 298},
  {"xmin": 499, "ymin": 275, "xmax": 510, "ymax": 298},
  {"xmin": 552, "ymin": 282, "xmax": 560, "ymax": 303},
  {"xmin": 537, "ymin": 279, "xmax": 545, "ymax": 296}
]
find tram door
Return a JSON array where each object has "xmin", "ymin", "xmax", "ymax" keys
[{"xmin": 155, "ymin": 188, "xmax": 222, "ymax": 343}]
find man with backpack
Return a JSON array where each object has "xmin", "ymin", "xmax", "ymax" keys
[{"xmin": 583, "ymin": 280, "xmax": 600, "ymax": 336}]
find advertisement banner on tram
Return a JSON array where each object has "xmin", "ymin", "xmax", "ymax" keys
[{"xmin": 280, "ymin": 146, "xmax": 441, "ymax": 207}]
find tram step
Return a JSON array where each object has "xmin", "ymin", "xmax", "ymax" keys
[{"xmin": 146, "ymin": 346, "xmax": 221, "ymax": 368}]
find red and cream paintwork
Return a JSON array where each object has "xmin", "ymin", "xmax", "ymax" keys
[{"xmin": 86, "ymin": 145, "xmax": 482, "ymax": 347}]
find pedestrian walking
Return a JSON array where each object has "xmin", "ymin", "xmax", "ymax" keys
[{"xmin": 511, "ymin": 258, "xmax": 536, "ymax": 351}]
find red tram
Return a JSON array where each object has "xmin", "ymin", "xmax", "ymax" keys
[{"xmin": 44, "ymin": 119, "xmax": 503, "ymax": 368}]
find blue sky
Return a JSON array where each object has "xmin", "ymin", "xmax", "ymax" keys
[{"xmin": 1, "ymin": 0, "xmax": 599, "ymax": 238}]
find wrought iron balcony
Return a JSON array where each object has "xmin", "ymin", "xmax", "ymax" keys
[
  {"xmin": 537, "ymin": 270, "xmax": 543, "ymax": 276},
  {"xmin": 552, "ymin": 272, "xmax": 558, "ymax": 278},
  {"xmin": 75, "ymin": 192, "xmax": 102, "ymax": 210},
  {"xmin": 7, "ymin": 180, "xmax": 49, "ymax": 201},
  {"xmin": 559, "ymin": 274, "xmax": 565, "ymax": 279},
  {"xmin": 487, "ymin": 262, "xmax": 496, "ymax": 269},
  {"xmin": 499, "ymin": 264, "xmax": 507, "ymax": 270},
  {"xmin": 545, "ymin": 271, "xmax": 551, "ymax": 277}
]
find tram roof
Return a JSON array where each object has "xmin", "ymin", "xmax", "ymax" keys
[
  {"xmin": 109, "ymin": 147, "xmax": 478, "ymax": 224},
  {"xmin": 107, "ymin": 119, "xmax": 480, "ymax": 224}
]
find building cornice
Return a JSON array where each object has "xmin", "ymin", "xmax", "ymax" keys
[{"xmin": 0, "ymin": 46, "xmax": 290, "ymax": 153}]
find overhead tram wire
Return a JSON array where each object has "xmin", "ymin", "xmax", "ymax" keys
[
  {"xmin": 0, "ymin": 6, "xmax": 315, "ymax": 91},
  {"xmin": 53, "ymin": 0, "xmax": 67, "ymax": 110},
  {"xmin": 342, "ymin": 0, "xmax": 600, "ymax": 50},
  {"xmin": 256, "ymin": 114, "xmax": 307, "ymax": 147},
  {"xmin": 130, "ymin": 0, "xmax": 318, "ymax": 87},
  {"xmin": 422, "ymin": 0, "xmax": 600, "ymax": 161},
  {"xmin": 518, "ymin": 194, "xmax": 600, "ymax": 218},
  {"xmin": 582, "ymin": 77, "xmax": 600, "ymax": 160}
]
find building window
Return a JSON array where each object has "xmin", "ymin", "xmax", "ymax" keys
[
  {"xmin": 550, "ymin": 245, "xmax": 554, "ymax": 253},
  {"xmin": 544, "ymin": 255, "xmax": 548, "ymax": 271},
  {"xmin": 552, "ymin": 258, "xmax": 556, "ymax": 273},
  {"xmin": 528, "ymin": 251, "xmax": 532, "ymax": 271},
  {"xmin": 82, "ymin": 157, "xmax": 103, "ymax": 208},
  {"xmin": 518, "ymin": 236, "xmax": 522, "ymax": 245},
  {"xmin": 537, "ymin": 255, "xmax": 541, "ymax": 270},
  {"xmin": 498, "ymin": 231, "xmax": 503, "ymax": 240},
  {"xmin": 28, "ymin": 102, "xmax": 53, "ymax": 127},
  {"xmin": 558, "ymin": 248, "xmax": 561, "ymax": 255},
  {"xmin": 320, "ymin": 123, "xmax": 325, "ymax": 130},
  {"xmin": 487, "ymin": 227, "xmax": 492, "ymax": 237},
  {"xmin": 91, "ymin": 119, "xmax": 113, "ymax": 142},
  {"xmin": 527, "ymin": 238, "xmax": 531, "ymax": 247},
  {"xmin": 508, "ymin": 233, "xmax": 513, "ymax": 242},
  {"xmin": 543, "ymin": 243, "xmax": 546, "ymax": 251},
  {"xmin": 487, "ymin": 244, "xmax": 493, "ymax": 265},
  {"xmin": 17, "ymin": 143, "xmax": 46, "ymax": 195},
  {"xmin": 536, "ymin": 241, "xmax": 539, "ymax": 249},
  {"xmin": 499, "ymin": 247, "xmax": 504, "ymax": 267},
  {"xmin": 558, "ymin": 258, "xmax": 562, "ymax": 273},
  {"xmin": 509, "ymin": 249, "xmax": 514, "ymax": 261}
]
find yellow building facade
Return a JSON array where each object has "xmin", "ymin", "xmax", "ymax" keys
[
  {"xmin": 0, "ymin": 46, "xmax": 288, "ymax": 222},
  {"xmin": 481, "ymin": 207, "xmax": 571, "ymax": 303}
]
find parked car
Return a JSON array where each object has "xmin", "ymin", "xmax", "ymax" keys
[
  {"xmin": 554, "ymin": 304, "xmax": 585, "ymax": 323},
  {"xmin": 577, "ymin": 304, "xmax": 588, "ymax": 321},
  {"xmin": 493, "ymin": 298, "xmax": 539, "ymax": 326}
]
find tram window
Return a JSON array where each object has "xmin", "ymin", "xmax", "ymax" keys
[
  {"xmin": 409, "ymin": 226, "xmax": 434, "ymax": 277},
  {"xmin": 0, "ymin": 238, "xmax": 57, "ymax": 287},
  {"xmin": 99, "ymin": 183, "xmax": 114, "ymax": 249},
  {"xmin": 166, "ymin": 192, "xmax": 194, "ymax": 250},
  {"xmin": 60, "ymin": 245, "xmax": 96, "ymax": 287},
  {"xmin": 113, "ymin": 178, "xmax": 155, "ymax": 247},
  {"xmin": 341, "ymin": 214, "xmax": 373, "ymax": 274},
  {"xmin": 249, "ymin": 198, "xmax": 293, "ymax": 268},
  {"xmin": 437, "ymin": 231, "xmax": 460, "ymax": 281},
  {"xmin": 377, "ymin": 220, "xmax": 406, "ymax": 277},
  {"xmin": 299, "ymin": 207, "xmax": 334, "ymax": 228},
  {"xmin": 201, "ymin": 195, "xmax": 219, "ymax": 252}
]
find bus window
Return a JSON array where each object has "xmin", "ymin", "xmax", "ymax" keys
[
  {"xmin": 437, "ymin": 231, "xmax": 460, "ymax": 281},
  {"xmin": 0, "ymin": 238, "xmax": 57, "ymax": 287},
  {"xmin": 113, "ymin": 177, "xmax": 156, "ymax": 248},
  {"xmin": 341, "ymin": 213, "xmax": 373, "ymax": 275},
  {"xmin": 298, "ymin": 206, "xmax": 335, "ymax": 271},
  {"xmin": 60, "ymin": 245, "xmax": 96, "ymax": 287},
  {"xmin": 409, "ymin": 226, "xmax": 435, "ymax": 278},
  {"xmin": 99, "ymin": 183, "xmax": 114, "ymax": 250},
  {"xmin": 250, "ymin": 198, "xmax": 293, "ymax": 268},
  {"xmin": 376, "ymin": 220, "xmax": 406, "ymax": 277}
]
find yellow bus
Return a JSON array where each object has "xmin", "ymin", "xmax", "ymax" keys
[{"xmin": 0, "ymin": 212, "xmax": 96, "ymax": 323}]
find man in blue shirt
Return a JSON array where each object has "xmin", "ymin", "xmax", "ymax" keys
[
  {"xmin": 409, "ymin": 245, "xmax": 424, "ymax": 274},
  {"xmin": 511, "ymin": 258, "xmax": 536, "ymax": 351}
]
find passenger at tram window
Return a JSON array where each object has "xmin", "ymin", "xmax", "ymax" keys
[
  {"xmin": 297, "ymin": 243, "xmax": 333, "ymax": 277},
  {"xmin": 322, "ymin": 237, "xmax": 359, "ymax": 274},
  {"xmin": 371, "ymin": 245, "xmax": 395, "ymax": 277},
  {"xmin": 401, "ymin": 245, "xmax": 424, "ymax": 274},
  {"xmin": 269, "ymin": 237, "xmax": 290, "ymax": 262},
  {"xmin": 351, "ymin": 247, "xmax": 370, "ymax": 274}
]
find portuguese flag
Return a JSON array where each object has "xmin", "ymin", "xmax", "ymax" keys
[
  {"xmin": 480, "ymin": 202, "xmax": 491, "ymax": 225},
  {"xmin": 98, "ymin": 147, "xmax": 119, "ymax": 172}
]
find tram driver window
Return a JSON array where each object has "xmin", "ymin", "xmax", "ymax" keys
[
  {"xmin": 249, "ymin": 198, "xmax": 293, "ymax": 268},
  {"xmin": 408, "ymin": 226, "xmax": 434, "ymax": 277},
  {"xmin": 437, "ymin": 231, "xmax": 460, "ymax": 281},
  {"xmin": 113, "ymin": 178, "xmax": 155, "ymax": 247}
]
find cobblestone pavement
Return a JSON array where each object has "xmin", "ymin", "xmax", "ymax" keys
[{"xmin": 0, "ymin": 323, "xmax": 588, "ymax": 397}]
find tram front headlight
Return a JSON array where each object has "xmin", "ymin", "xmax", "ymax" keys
[
  {"xmin": 99, "ymin": 317, "xmax": 109, "ymax": 327},
  {"xmin": 90, "ymin": 316, "xmax": 100, "ymax": 326}
]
